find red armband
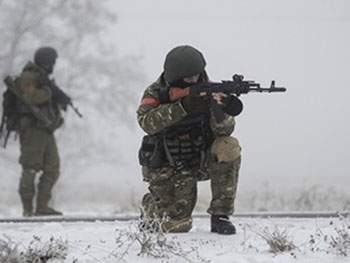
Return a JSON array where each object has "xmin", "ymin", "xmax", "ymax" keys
[{"xmin": 140, "ymin": 98, "xmax": 160, "ymax": 107}]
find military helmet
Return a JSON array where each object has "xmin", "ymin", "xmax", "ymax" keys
[
  {"xmin": 34, "ymin": 46, "xmax": 58, "ymax": 67},
  {"xmin": 163, "ymin": 45, "xmax": 206, "ymax": 84}
]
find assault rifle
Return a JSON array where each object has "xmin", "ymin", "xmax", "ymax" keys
[
  {"xmin": 51, "ymin": 79, "xmax": 83, "ymax": 118},
  {"xmin": 189, "ymin": 74, "xmax": 286, "ymax": 96},
  {"xmin": 168, "ymin": 74, "xmax": 286, "ymax": 118}
]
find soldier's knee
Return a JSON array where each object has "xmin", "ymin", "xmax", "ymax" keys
[
  {"xmin": 141, "ymin": 193, "xmax": 157, "ymax": 217},
  {"xmin": 211, "ymin": 136, "xmax": 241, "ymax": 163},
  {"xmin": 20, "ymin": 154, "xmax": 43, "ymax": 171},
  {"xmin": 39, "ymin": 171, "xmax": 60, "ymax": 189},
  {"xmin": 43, "ymin": 160, "xmax": 60, "ymax": 174}
]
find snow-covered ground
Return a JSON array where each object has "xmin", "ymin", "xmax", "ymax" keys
[
  {"xmin": 1, "ymin": 1, "xmax": 350, "ymax": 262},
  {"xmin": 1, "ymin": 215, "xmax": 349, "ymax": 263}
]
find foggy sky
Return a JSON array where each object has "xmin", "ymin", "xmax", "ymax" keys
[{"xmin": 108, "ymin": 0, "xmax": 350, "ymax": 189}]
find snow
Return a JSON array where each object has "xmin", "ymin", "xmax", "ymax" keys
[{"xmin": 1, "ymin": 216, "xmax": 349, "ymax": 262}]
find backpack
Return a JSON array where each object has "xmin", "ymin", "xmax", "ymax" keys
[{"xmin": 0, "ymin": 78, "xmax": 19, "ymax": 147}]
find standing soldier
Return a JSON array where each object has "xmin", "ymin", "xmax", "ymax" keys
[
  {"xmin": 15, "ymin": 47, "xmax": 64, "ymax": 216},
  {"xmin": 137, "ymin": 45, "xmax": 243, "ymax": 234}
]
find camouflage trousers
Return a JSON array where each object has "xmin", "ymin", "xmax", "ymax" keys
[
  {"xmin": 141, "ymin": 136, "xmax": 241, "ymax": 232},
  {"xmin": 18, "ymin": 122, "xmax": 60, "ymax": 203}
]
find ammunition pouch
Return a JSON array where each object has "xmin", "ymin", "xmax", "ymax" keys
[
  {"xmin": 138, "ymin": 135, "xmax": 165, "ymax": 168},
  {"xmin": 163, "ymin": 133, "xmax": 204, "ymax": 167},
  {"xmin": 139, "ymin": 133, "xmax": 206, "ymax": 169}
]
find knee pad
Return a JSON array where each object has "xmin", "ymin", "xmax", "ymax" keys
[{"xmin": 211, "ymin": 136, "xmax": 241, "ymax": 163}]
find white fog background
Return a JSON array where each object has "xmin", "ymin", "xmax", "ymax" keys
[{"xmin": 0, "ymin": 0, "xmax": 349, "ymax": 217}]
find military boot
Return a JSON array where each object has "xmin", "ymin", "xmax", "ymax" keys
[
  {"xmin": 211, "ymin": 215, "xmax": 236, "ymax": 235},
  {"xmin": 35, "ymin": 193, "xmax": 63, "ymax": 216},
  {"xmin": 20, "ymin": 197, "xmax": 33, "ymax": 217}
]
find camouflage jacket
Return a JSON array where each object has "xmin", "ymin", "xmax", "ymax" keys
[
  {"xmin": 136, "ymin": 73, "xmax": 236, "ymax": 138},
  {"xmin": 16, "ymin": 61, "xmax": 62, "ymax": 132}
]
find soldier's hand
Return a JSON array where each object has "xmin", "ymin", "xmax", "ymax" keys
[
  {"xmin": 169, "ymin": 87, "xmax": 190, "ymax": 101},
  {"xmin": 211, "ymin": 92, "xmax": 227, "ymax": 105},
  {"xmin": 181, "ymin": 95, "xmax": 208, "ymax": 115}
]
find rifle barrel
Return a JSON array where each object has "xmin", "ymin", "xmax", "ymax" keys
[
  {"xmin": 249, "ymin": 87, "xmax": 286, "ymax": 93},
  {"xmin": 69, "ymin": 103, "xmax": 83, "ymax": 118}
]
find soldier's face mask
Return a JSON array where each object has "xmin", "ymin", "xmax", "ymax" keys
[
  {"xmin": 169, "ymin": 74, "xmax": 201, "ymax": 89},
  {"xmin": 183, "ymin": 74, "xmax": 200, "ymax": 84}
]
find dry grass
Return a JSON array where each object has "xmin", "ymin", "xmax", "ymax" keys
[
  {"xmin": 310, "ymin": 213, "xmax": 350, "ymax": 257},
  {"xmin": 252, "ymin": 224, "xmax": 297, "ymax": 254}
]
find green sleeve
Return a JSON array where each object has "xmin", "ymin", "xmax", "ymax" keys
[{"xmin": 137, "ymin": 84, "xmax": 187, "ymax": 135}]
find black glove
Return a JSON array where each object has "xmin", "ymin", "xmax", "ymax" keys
[
  {"xmin": 181, "ymin": 95, "xmax": 208, "ymax": 115},
  {"xmin": 221, "ymin": 95, "xmax": 243, "ymax": 116}
]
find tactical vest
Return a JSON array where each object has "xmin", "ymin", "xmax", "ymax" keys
[
  {"xmin": 16, "ymin": 62, "xmax": 62, "ymax": 131},
  {"xmin": 139, "ymin": 86, "xmax": 213, "ymax": 169},
  {"xmin": 162, "ymin": 114, "xmax": 212, "ymax": 167}
]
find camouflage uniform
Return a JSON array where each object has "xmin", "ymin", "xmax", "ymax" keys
[
  {"xmin": 137, "ymin": 47, "xmax": 242, "ymax": 233},
  {"xmin": 16, "ymin": 48, "xmax": 63, "ymax": 217}
]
